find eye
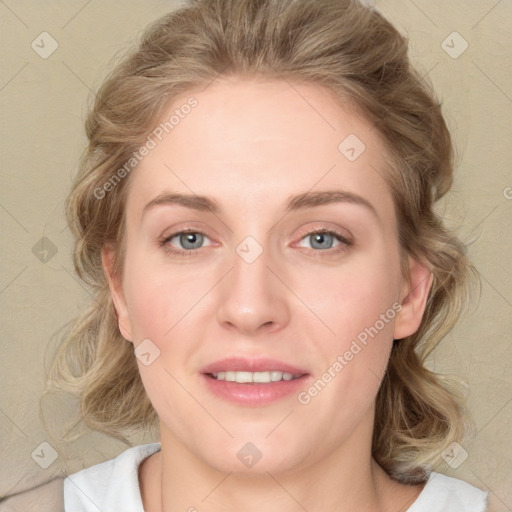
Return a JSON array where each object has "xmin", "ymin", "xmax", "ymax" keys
[
  {"xmin": 160, "ymin": 229, "xmax": 212, "ymax": 255},
  {"xmin": 295, "ymin": 228, "xmax": 352, "ymax": 254},
  {"xmin": 159, "ymin": 226, "xmax": 352, "ymax": 257}
]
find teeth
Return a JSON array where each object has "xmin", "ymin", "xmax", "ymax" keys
[{"xmin": 211, "ymin": 370, "xmax": 301, "ymax": 383}]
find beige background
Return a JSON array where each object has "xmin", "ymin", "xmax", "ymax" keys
[{"xmin": 0, "ymin": 0, "xmax": 511, "ymax": 509}]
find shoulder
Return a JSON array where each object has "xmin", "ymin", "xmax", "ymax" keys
[
  {"xmin": 0, "ymin": 477, "xmax": 64, "ymax": 512},
  {"xmin": 408, "ymin": 471, "xmax": 489, "ymax": 512},
  {"xmin": 63, "ymin": 442, "xmax": 161, "ymax": 512}
]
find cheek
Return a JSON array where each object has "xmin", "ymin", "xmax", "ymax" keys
[
  {"xmin": 120, "ymin": 256, "xmax": 175, "ymax": 349},
  {"xmin": 122, "ymin": 248, "xmax": 205, "ymax": 341},
  {"xmin": 294, "ymin": 251, "xmax": 401, "ymax": 344},
  {"xmin": 121, "ymin": 251, "xmax": 219, "ymax": 382},
  {"xmin": 124, "ymin": 274, "xmax": 168, "ymax": 341},
  {"xmin": 295, "ymin": 250, "xmax": 400, "ymax": 403}
]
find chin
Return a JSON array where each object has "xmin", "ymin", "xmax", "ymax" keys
[{"xmin": 198, "ymin": 435, "xmax": 307, "ymax": 476}]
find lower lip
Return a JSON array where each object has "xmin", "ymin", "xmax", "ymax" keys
[{"xmin": 201, "ymin": 374, "xmax": 309, "ymax": 406}]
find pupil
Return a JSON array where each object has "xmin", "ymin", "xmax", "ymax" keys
[
  {"xmin": 182, "ymin": 233, "xmax": 201, "ymax": 249},
  {"xmin": 313, "ymin": 233, "xmax": 331, "ymax": 249}
]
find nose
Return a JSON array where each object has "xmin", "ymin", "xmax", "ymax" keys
[{"xmin": 216, "ymin": 240, "xmax": 291, "ymax": 336}]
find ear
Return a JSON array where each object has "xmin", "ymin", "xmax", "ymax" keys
[
  {"xmin": 101, "ymin": 245, "xmax": 134, "ymax": 342},
  {"xmin": 393, "ymin": 256, "xmax": 433, "ymax": 340}
]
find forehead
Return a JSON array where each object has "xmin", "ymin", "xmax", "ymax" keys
[{"xmin": 125, "ymin": 77, "xmax": 394, "ymax": 222}]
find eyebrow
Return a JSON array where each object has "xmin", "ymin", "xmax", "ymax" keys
[{"xmin": 142, "ymin": 189, "xmax": 378, "ymax": 218}]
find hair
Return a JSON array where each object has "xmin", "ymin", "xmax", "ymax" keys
[{"xmin": 44, "ymin": 0, "xmax": 478, "ymax": 484}]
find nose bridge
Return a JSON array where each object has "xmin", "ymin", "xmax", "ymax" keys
[{"xmin": 216, "ymin": 233, "xmax": 289, "ymax": 333}]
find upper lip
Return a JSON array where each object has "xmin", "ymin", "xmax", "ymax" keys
[{"xmin": 201, "ymin": 357, "xmax": 308, "ymax": 375}]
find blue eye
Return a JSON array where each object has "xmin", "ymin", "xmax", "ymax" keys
[
  {"xmin": 303, "ymin": 231, "xmax": 338, "ymax": 250},
  {"xmin": 295, "ymin": 229, "xmax": 352, "ymax": 255},
  {"xmin": 160, "ymin": 228, "xmax": 351, "ymax": 256},
  {"xmin": 161, "ymin": 230, "xmax": 211, "ymax": 254},
  {"xmin": 174, "ymin": 232, "xmax": 205, "ymax": 250}
]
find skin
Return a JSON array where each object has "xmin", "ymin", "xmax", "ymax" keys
[{"xmin": 103, "ymin": 77, "xmax": 433, "ymax": 512}]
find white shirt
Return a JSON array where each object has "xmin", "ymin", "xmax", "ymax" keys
[{"xmin": 63, "ymin": 443, "xmax": 489, "ymax": 511}]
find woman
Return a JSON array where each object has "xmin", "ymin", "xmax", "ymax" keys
[{"xmin": 47, "ymin": 0, "xmax": 489, "ymax": 510}]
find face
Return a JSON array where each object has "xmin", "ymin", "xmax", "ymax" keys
[{"xmin": 103, "ymin": 77, "xmax": 432, "ymax": 475}]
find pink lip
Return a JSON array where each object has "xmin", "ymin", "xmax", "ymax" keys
[
  {"xmin": 200, "ymin": 357, "xmax": 310, "ymax": 406},
  {"xmin": 201, "ymin": 357, "xmax": 308, "ymax": 375}
]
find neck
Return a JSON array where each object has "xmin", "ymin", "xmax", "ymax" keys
[{"xmin": 140, "ymin": 415, "xmax": 424, "ymax": 512}]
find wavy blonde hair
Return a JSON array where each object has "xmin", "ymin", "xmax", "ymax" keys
[{"xmin": 45, "ymin": 0, "xmax": 477, "ymax": 483}]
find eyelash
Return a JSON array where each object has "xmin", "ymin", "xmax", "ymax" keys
[{"xmin": 159, "ymin": 226, "xmax": 352, "ymax": 257}]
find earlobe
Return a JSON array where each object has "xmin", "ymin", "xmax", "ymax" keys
[
  {"xmin": 101, "ymin": 246, "xmax": 134, "ymax": 342},
  {"xmin": 393, "ymin": 257, "xmax": 433, "ymax": 341}
]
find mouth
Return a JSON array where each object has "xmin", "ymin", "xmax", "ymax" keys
[
  {"xmin": 200, "ymin": 357, "xmax": 310, "ymax": 406},
  {"xmin": 206, "ymin": 370, "xmax": 305, "ymax": 383}
]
